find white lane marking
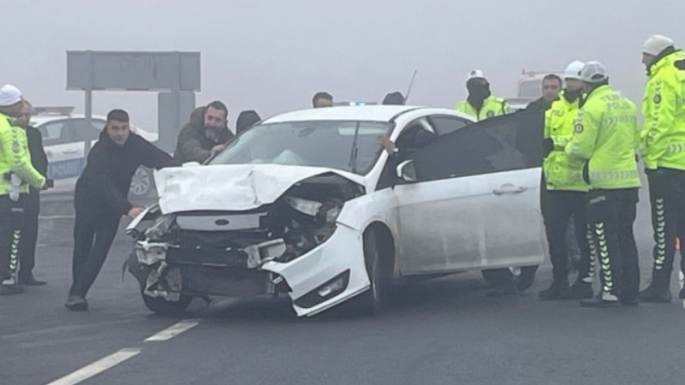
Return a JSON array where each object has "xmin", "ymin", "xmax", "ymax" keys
[
  {"xmin": 144, "ymin": 319, "xmax": 200, "ymax": 342},
  {"xmin": 46, "ymin": 348, "xmax": 141, "ymax": 385}
]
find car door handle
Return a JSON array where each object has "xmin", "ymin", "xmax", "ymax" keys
[{"xmin": 493, "ymin": 184, "xmax": 527, "ymax": 195}]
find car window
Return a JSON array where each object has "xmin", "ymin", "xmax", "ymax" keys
[
  {"xmin": 38, "ymin": 121, "xmax": 70, "ymax": 145},
  {"xmin": 427, "ymin": 115, "xmax": 470, "ymax": 136},
  {"xmin": 71, "ymin": 119, "xmax": 105, "ymax": 141},
  {"xmin": 209, "ymin": 120, "xmax": 391, "ymax": 175},
  {"xmin": 408, "ymin": 109, "xmax": 544, "ymax": 182},
  {"xmin": 395, "ymin": 118, "xmax": 436, "ymax": 150}
]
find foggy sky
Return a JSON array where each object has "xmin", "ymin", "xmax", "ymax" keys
[{"xmin": 3, "ymin": 0, "xmax": 685, "ymax": 132}]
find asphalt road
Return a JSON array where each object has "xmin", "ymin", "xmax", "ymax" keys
[{"xmin": 3, "ymin": 184, "xmax": 685, "ymax": 385}]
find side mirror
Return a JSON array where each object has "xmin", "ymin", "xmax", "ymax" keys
[
  {"xmin": 182, "ymin": 161, "xmax": 201, "ymax": 167},
  {"xmin": 396, "ymin": 160, "xmax": 417, "ymax": 183}
]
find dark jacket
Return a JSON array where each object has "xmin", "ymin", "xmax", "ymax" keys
[
  {"xmin": 526, "ymin": 97, "xmax": 554, "ymax": 111},
  {"xmin": 76, "ymin": 130, "xmax": 177, "ymax": 216},
  {"xmin": 174, "ymin": 107, "xmax": 233, "ymax": 164},
  {"xmin": 25, "ymin": 125, "xmax": 48, "ymax": 179}
]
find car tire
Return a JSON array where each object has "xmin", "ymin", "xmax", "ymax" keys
[
  {"xmin": 481, "ymin": 266, "xmax": 538, "ymax": 292},
  {"xmin": 354, "ymin": 228, "xmax": 392, "ymax": 315},
  {"xmin": 129, "ymin": 167, "xmax": 154, "ymax": 198},
  {"xmin": 142, "ymin": 291, "xmax": 193, "ymax": 316}
]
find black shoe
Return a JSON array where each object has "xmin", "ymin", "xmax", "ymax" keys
[
  {"xmin": 0, "ymin": 284, "xmax": 25, "ymax": 295},
  {"xmin": 18, "ymin": 275, "xmax": 47, "ymax": 286},
  {"xmin": 580, "ymin": 293, "xmax": 620, "ymax": 308},
  {"xmin": 561, "ymin": 281, "xmax": 594, "ymax": 300},
  {"xmin": 539, "ymin": 280, "xmax": 570, "ymax": 301},
  {"xmin": 638, "ymin": 284, "xmax": 672, "ymax": 303},
  {"xmin": 65, "ymin": 296, "xmax": 88, "ymax": 311}
]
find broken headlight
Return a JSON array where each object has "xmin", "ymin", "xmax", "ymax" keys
[
  {"xmin": 286, "ymin": 197, "xmax": 343, "ymax": 224},
  {"xmin": 145, "ymin": 214, "xmax": 175, "ymax": 241}
]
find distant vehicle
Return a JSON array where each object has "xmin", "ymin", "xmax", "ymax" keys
[
  {"xmin": 31, "ymin": 107, "xmax": 159, "ymax": 198},
  {"xmin": 517, "ymin": 70, "xmax": 563, "ymax": 100},
  {"xmin": 505, "ymin": 98, "xmax": 531, "ymax": 112}
]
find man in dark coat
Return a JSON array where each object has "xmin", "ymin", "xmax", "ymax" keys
[
  {"xmin": 65, "ymin": 109, "xmax": 177, "ymax": 311},
  {"xmin": 174, "ymin": 101, "xmax": 233, "ymax": 164},
  {"xmin": 14, "ymin": 100, "xmax": 49, "ymax": 285},
  {"xmin": 526, "ymin": 74, "xmax": 562, "ymax": 111}
]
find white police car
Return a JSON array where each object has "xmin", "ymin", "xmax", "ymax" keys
[{"xmin": 31, "ymin": 107, "xmax": 159, "ymax": 198}]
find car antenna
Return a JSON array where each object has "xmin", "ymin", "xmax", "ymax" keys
[{"xmin": 404, "ymin": 70, "xmax": 418, "ymax": 104}]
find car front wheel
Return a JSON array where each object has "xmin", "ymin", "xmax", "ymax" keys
[
  {"xmin": 354, "ymin": 228, "xmax": 393, "ymax": 315},
  {"xmin": 142, "ymin": 292, "xmax": 193, "ymax": 316}
]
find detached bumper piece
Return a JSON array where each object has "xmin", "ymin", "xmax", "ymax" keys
[{"xmin": 294, "ymin": 270, "xmax": 350, "ymax": 309}]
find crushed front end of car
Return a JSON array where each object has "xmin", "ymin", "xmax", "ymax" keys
[{"xmin": 126, "ymin": 165, "xmax": 370, "ymax": 316}]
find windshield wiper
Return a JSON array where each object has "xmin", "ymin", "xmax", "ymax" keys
[{"xmin": 347, "ymin": 122, "xmax": 361, "ymax": 174}]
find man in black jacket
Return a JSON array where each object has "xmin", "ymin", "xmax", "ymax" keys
[
  {"xmin": 65, "ymin": 109, "xmax": 177, "ymax": 311},
  {"xmin": 174, "ymin": 101, "xmax": 233, "ymax": 164},
  {"xmin": 14, "ymin": 101, "xmax": 48, "ymax": 286},
  {"xmin": 526, "ymin": 74, "xmax": 562, "ymax": 111}
]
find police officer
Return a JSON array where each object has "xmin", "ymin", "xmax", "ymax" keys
[
  {"xmin": 539, "ymin": 60, "xmax": 595, "ymax": 300},
  {"xmin": 565, "ymin": 62, "xmax": 641, "ymax": 307},
  {"xmin": 454, "ymin": 70, "xmax": 510, "ymax": 121},
  {"xmin": 638, "ymin": 35, "xmax": 685, "ymax": 303},
  {"xmin": 0, "ymin": 85, "xmax": 46, "ymax": 295},
  {"xmin": 66, "ymin": 109, "xmax": 176, "ymax": 311}
]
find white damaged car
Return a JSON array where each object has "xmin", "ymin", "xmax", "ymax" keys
[{"xmin": 125, "ymin": 105, "xmax": 547, "ymax": 317}]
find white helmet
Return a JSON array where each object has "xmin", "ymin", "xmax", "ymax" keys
[
  {"xmin": 579, "ymin": 61, "xmax": 608, "ymax": 83},
  {"xmin": 466, "ymin": 69, "xmax": 485, "ymax": 81},
  {"xmin": 643, "ymin": 35, "xmax": 674, "ymax": 56},
  {"xmin": 564, "ymin": 60, "xmax": 585, "ymax": 80}
]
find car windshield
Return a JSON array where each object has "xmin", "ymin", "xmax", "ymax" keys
[
  {"xmin": 518, "ymin": 80, "xmax": 542, "ymax": 99},
  {"xmin": 209, "ymin": 120, "xmax": 391, "ymax": 175}
]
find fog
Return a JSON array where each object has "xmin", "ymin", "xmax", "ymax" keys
[{"xmin": 3, "ymin": 0, "xmax": 684, "ymax": 132}]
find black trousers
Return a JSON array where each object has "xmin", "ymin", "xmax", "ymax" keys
[
  {"xmin": 541, "ymin": 189, "xmax": 593, "ymax": 282},
  {"xmin": 18, "ymin": 189, "xmax": 39, "ymax": 279},
  {"xmin": 68, "ymin": 205, "xmax": 120, "ymax": 298},
  {"xmin": 0, "ymin": 195, "xmax": 24, "ymax": 282},
  {"xmin": 647, "ymin": 168, "xmax": 685, "ymax": 286},
  {"xmin": 586, "ymin": 188, "xmax": 640, "ymax": 300}
]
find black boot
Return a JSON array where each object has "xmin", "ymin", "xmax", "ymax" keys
[
  {"xmin": 561, "ymin": 280, "xmax": 594, "ymax": 300},
  {"xmin": 639, "ymin": 273, "xmax": 672, "ymax": 303},
  {"xmin": 539, "ymin": 279, "xmax": 570, "ymax": 300}
]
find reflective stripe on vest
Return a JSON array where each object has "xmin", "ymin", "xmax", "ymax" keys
[{"xmin": 589, "ymin": 170, "xmax": 639, "ymax": 181}]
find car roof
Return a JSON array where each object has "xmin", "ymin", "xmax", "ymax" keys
[{"xmin": 263, "ymin": 105, "xmax": 422, "ymax": 124}]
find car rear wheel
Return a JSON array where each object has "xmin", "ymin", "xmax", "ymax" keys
[
  {"xmin": 142, "ymin": 292, "xmax": 193, "ymax": 316},
  {"xmin": 482, "ymin": 266, "xmax": 538, "ymax": 292}
]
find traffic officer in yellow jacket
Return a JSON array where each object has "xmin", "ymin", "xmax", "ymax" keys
[
  {"xmin": 0, "ymin": 84, "xmax": 46, "ymax": 295},
  {"xmin": 638, "ymin": 35, "xmax": 685, "ymax": 303},
  {"xmin": 565, "ymin": 62, "xmax": 641, "ymax": 307},
  {"xmin": 454, "ymin": 70, "xmax": 510, "ymax": 121},
  {"xmin": 539, "ymin": 60, "xmax": 595, "ymax": 301}
]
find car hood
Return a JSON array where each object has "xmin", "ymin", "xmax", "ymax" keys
[{"xmin": 154, "ymin": 164, "xmax": 366, "ymax": 214}]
